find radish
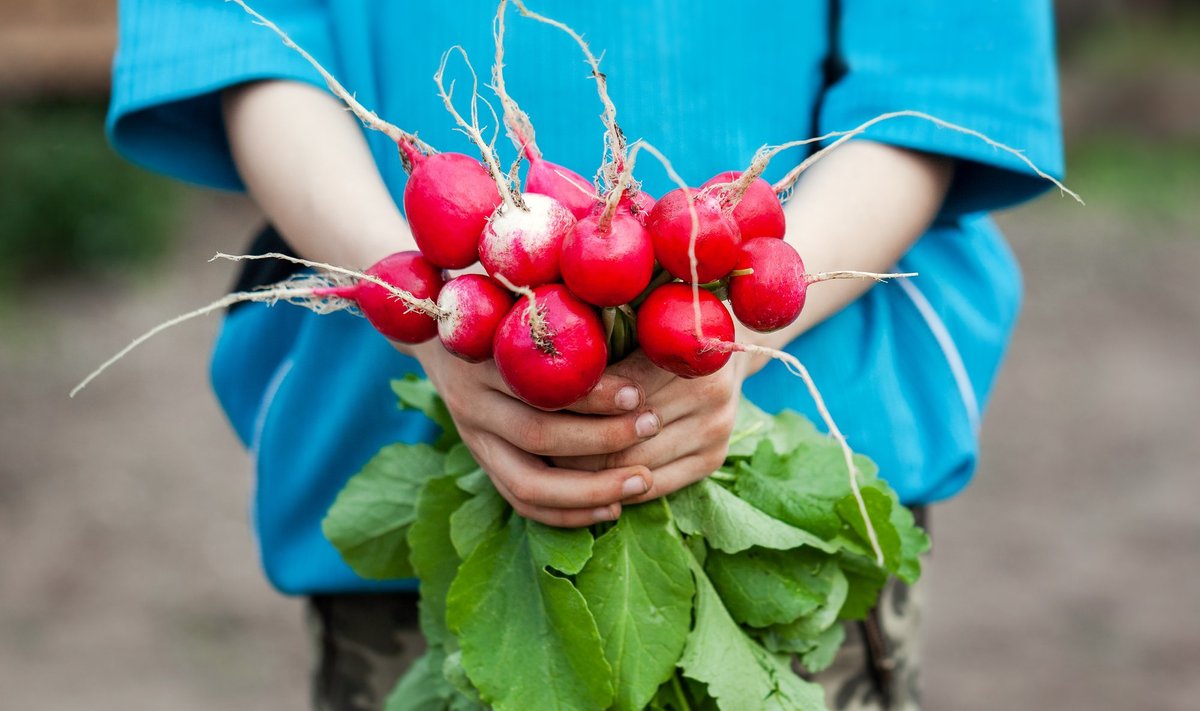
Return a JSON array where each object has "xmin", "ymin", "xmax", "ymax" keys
[
  {"xmin": 727, "ymin": 238, "xmax": 806, "ymax": 332},
  {"xmin": 478, "ymin": 192, "xmax": 575, "ymax": 288},
  {"xmin": 436, "ymin": 274, "xmax": 514, "ymax": 362},
  {"xmin": 402, "ymin": 148, "xmax": 503, "ymax": 269},
  {"xmin": 493, "ymin": 283, "xmax": 607, "ymax": 410},
  {"xmin": 646, "ymin": 188, "xmax": 742, "ymax": 283},
  {"xmin": 560, "ymin": 206, "xmax": 654, "ymax": 308},
  {"xmin": 703, "ymin": 170, "xmax": 785, "ymax": 240},
  {"xmin": 636, "ymin": 283, "xmax": 734, "ymax": 379},
  {"xmin": 312, "ymin": 251, "xmax": 445, "ymax": 344}
]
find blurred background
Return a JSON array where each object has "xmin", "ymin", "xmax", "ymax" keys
[{"xmin": 0, "ymin": 1, "xmax": 1196, "ymax": 709}]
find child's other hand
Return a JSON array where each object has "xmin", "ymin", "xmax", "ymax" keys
[
  {"xmin": 409, "ymin": 340, "xmax": 659, "ymax": 528},
  {"xmin": 554, "ymin": 349, "xmax": 750, "ymax": 502}
]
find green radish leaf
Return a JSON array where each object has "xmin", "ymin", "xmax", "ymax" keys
[
  {"xmin": 679, "ymin": 553, "xmax": 827, "ymax": 711},
  {"xmin": 726, "ymin": 400, "xmax": 824, "ymax": 459},
  {"xmin": 446, "ymin": 517, "xmax": 611, "ymax": 711},
  {"xmin": 408, "ymin": 475, "xmax": 471, "ymax": 649},
  {"xmin": 322, "ymin": 443, "xmax": 443, "ymax": 579},
  {"xmin": 835, "ymin": 486, "xmax": 901, "ymax": 572},
  {"xmin": 704, "ymin": 547, "xmax": 837, "ymax": 628},
  {"xmin": 443, "ymin": 443, "xmax": 479, "ymax": 477},
  {"xmin": 393, "ymin": 375, "xmax": 459, "ymax": 450},
  {"xmin": 734, "ymin": 439, "xmax": 878, "ymax": 541},
  {"xmin": 449, "ymin": 486, "xmax": 507, "ymax": 560},
  {"xmin": 576, "ymin": 501, "xmax": 694, "ymax": 711},
  {"xmin": 442, "ymin": 651, "xmax": 487, "ymax": 710},
  {"xmin": 384, "ymin": 650, "xmax": 450, "ymax": 711},
  {"xmin": 797, "ymin": 623, "xmax": 846, "ymax": 675},
  {"xmin": 836, "ymin": 552, "xmax": 889, "ymax": 621},
  {"xmin": 670, "ymin": 478, "xmax": 835, "ymax": 555},
  {"xmin": 891, "ymin": 495, "xmax": 931, "ymax": 584},
  {"xmin": 759, "ymin": 564, "xmax": 849, "ymax": 647}
]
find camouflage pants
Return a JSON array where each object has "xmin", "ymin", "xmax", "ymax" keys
[{"xmin": 308, "ymin": 513, "xmax": 927, "ymax": 711}]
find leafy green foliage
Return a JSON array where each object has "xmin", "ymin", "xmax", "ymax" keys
[
  {"xmin": 577, "ymin": 501, "xmax": 694, "ymax": 711},
  {"xmin": 321, "ymin": 443, "xmax": 444, "ymax": 579},
  {"xmin": 324, "ymin": 381, "xmax": 930, "ymax": 710}
]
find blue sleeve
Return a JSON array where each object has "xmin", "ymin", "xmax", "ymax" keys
[
  {"xmin": 107, "ymin": 0, "xmax": 337, "ymax": 191},
  {"xmin": 818, "ymin": 0, "xmax": 1065, "ymax": 215}
]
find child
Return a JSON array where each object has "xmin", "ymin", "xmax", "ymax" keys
[{"xmin": 108, "ymin": 2, "xmax": 1063, "ymax": 708}]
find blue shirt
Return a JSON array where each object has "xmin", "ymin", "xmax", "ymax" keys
[{"xmin": 109, "ymin": 0, "xmax": 1063, "ymax": 594}]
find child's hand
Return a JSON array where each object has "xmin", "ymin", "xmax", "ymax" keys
[
  {"xmin": 554, "ymin": 350, "xmax": 750, "ymax": 501},
  {"xmin": 410, "ymin": 340, "xmax": 658, "ymax": 528}
]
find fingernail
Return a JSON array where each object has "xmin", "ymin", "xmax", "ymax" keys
[
  {"xmin": 615, "ymin": 386, "xmax": 640, "ymax": 411},
  {"xmin": 592, "ymin": 504, "xmax": 619, "ymax": 522},
  {"xmin": 622, "ymin": 476, "xmax": 647, "ymax": 497},
  {"xmin": 635, "ymin": 412, "xmax": 660, "ymax": 438}
]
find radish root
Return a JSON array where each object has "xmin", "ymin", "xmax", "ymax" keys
[
  {"xmin": 625, "ymin": 141, "xmax": 703, "ymax": 337},
  {"xmin": 494, "ymin": 272, "xmax": 555, "ymax": 354},
  {"xmin": 211, "ymin": 252, "xmax": 444, "ymax": 319},
  {"xmin": 709, "ymin": 338, "xmax": 886, "ymax": 567},
  {"xmin": 512, "ymin": 0, "xmax": 627, "ymax": 190},
  {"xmin": 755, "ymin": 110, "xmax": 1083, "ymax": 205},
  {"xmin": 434, "ymin": 47, "xmax": 521, "ymax": 209},
  {"xmin": 227, "ymin": 0, "xmax": 434, "ymax": 169},
  {"xmin": 70, "ymin": 274, "xmax": 356, "ymax": 398},
  {"xmin": 492, "ymin": 0, "xmax": 538, "ymax": 161}
]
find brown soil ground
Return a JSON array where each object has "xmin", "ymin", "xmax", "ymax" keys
[{"xmin": 1, "ymin": 189, "xmax": 1197, "ymax": 710}]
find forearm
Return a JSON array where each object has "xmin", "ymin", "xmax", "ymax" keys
[
  {"xmin": 222, "ymin": 80, "xmax": 414, "ymax": 271},
  {"xmin": 742, "ymin": 141, "xmax": 954, "ymax": 370}
]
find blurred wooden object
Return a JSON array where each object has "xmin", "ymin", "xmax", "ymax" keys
[{"xmin": 0, "ymin": 0, "xmax": 116, "ymax": 98}]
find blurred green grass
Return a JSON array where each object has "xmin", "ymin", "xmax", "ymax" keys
[
  {"xmin": 0, "ymin": 102, "xmax": 181, "ymax": 294},
  {"xmin": 1059, "ymin": 137, "xmax": 1200, "ymax": 228}
]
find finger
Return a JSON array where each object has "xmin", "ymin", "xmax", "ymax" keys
[
  {"xmin": 623, "ymin": 450, "xmax": 728, "ymax": 504},
  {"xmin": 490, "ymin": 474, "xmax": 622, "ymax": 528},
  {"xmin": 490, "ymin": 398, "xmax": 662, "ymax": 457},
  {"xmin": 643, "ymin": 368, "xmax": 740, "ymax": 427},
  {"xmin": 565, "ymin": 372, "xmax": 644, "ymax": 415},
  {"xmin": 607, "ymin": 350, "xmax": 677, "ymax": 398},
  {"xmin": 600, "ymin": 413, "xmax": 710, "ymax": 471},
  {"xmin": 478, "ymin": 432, "xmax": 653, "ymax": 509}
]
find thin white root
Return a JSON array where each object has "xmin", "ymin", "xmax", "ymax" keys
[
  {"xmin": 494, "ymin": 272, "xmax": 552, "ymax": 353},
  {"xmin": 713, "ymin": 339, "xmax": 886, "ymax": 567},
  {"xmin": 804, "ymin": 270, "xmax": 918, "ymax": 284},
  {"xmin": 434, "ymin": 46, "xmax": 519, "ymax": 207},
  {"xmin": 768, "ymin": 110, "xmax": 1084, "ymax": 204},
  {"xmin": 211, "ymin": 252, "xmax": 443, "ymax": 319},
  {"xmin": 70, "ymin": 275, "xmax": 354, "ymax": 399},
  {"xmin": 626, "ymin": 141, "xmax": 703, "ymax": 336},
  {"xmin": 492, "ymin": 0, "xmax": 538, "ymax": 159},
  {"xmin": 227, "ymin": 0, "xmax": 431, "ymax": 156},
  {"xmin": 512, "ymin": 0, "xmax": 626, "ymax": 189}
]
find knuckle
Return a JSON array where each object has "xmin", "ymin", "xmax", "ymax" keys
[
  {"xmin": 505, "ymin": 477, "xmax": 533, "ymax": 505},
  {"xmin": 514, "ymin": 417, "xmax": 548, "ymax": 453}
]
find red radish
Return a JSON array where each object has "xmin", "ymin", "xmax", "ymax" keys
[
  {"xmin": 525, "ymin": 153, "xmax": 599, "ymax": 220},
  {"xmin": 436, "ymin": 274, "xmax": 514, "ymax": 362},
  {"xmin": 626, "ymin": 189, "xmax": 656, "ymax": 223},
  {"xmin": 728, "ymin": 238, "xmax": 806, "ymax": 332},
  {"xmin": 402, "ymin": 149, "xmax": 502, "ymax": 269},
  {"xmin": 479, "ymin": 192, "xmax": 575, "ymax": 288},
  {"xmin": 560, "ymin": 209, "xmax": 654, "ymax": 307},
  {"xmin": 636, "ymin": 283, "xmax": 734, "ymax": 378},
  {"xmin": 318, "ymin": 251, "xmax": 445, "ymax": 344},
  {"xmin": 493, "ymin": 284, "xmax": 607, "ymax": 410},
  {"xmin": 703, "ymin": 170, "xmax": 786, "ymax": 240},
  {"xmin": 646, "ymin": 188, "xmax": 742, "ymax": 283}
]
